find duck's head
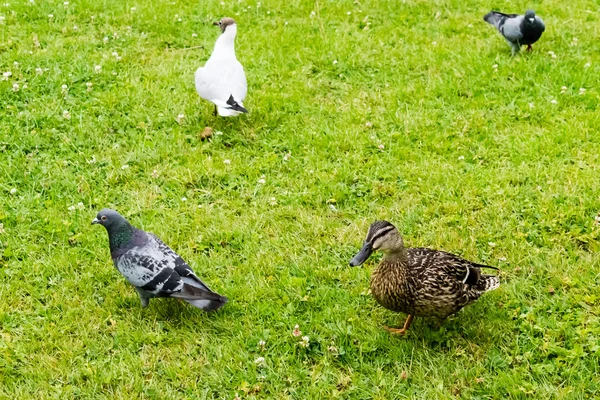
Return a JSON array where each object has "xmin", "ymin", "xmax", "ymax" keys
[
  {"xmin": 524, "ymin": 10, "xmax": 536, "ymax": 24},
  {"xmin": 349, "ymin": 220, "xmax": 404, "ymax": 267}
]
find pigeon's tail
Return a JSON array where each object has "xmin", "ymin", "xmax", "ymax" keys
[
  {"xmin": 185, "ymin": 297, "xmax": 228, "ymax": 311},
  {"xmin": 484, "ymin": 11, "xmax": 507, "ymax": 28},
  {"xmin": 171, "ymin": 284, "xmax": 228, "ymax": 312}
]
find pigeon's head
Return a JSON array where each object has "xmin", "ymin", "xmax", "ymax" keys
[
  {"xmin": 349, "ymin": 220, "xmax": 403, "ymax": 267},
  {"xmin": 524, "ymin": 10, "xmax": 536, "ymax": 23},
  {"xmin": 91, "ymin": 208, "xmax": 127, "ymax": 231},
  {"xmin": 213, "ymin": 17, "xmax": 236, "ymax": 34}
]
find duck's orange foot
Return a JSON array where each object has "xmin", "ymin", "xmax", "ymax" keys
[{"xmin": 384, "ymin": 326, "xmax": 408, "ymax": 335}]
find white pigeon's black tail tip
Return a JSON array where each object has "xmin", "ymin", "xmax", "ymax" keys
[
  {"xmin": 186, "ymin": 296, "xmax": 228, "ymax": 312},
  {"xmin": 226, "ymin": 94, "xmax": 248, "ymax": 113}
]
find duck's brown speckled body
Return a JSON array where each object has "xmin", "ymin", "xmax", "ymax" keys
[{"xmin": 350, "ymin": 220, "xmax": 500, "ymax": 334}]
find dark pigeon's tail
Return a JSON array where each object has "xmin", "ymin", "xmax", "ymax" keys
[
  {"xmin": 484, "ymin": 11, "xmax": 515, "ymax": 28},
  {"xmin": 226, "ymin": 94, "xmax": 248, "ymax": 113}
]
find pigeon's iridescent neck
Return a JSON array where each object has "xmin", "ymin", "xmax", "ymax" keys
[{"xmin": 108, "ymin": 221, "xmax": 135, "ymax": 254}]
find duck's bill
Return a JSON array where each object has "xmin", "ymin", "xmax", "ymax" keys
[{"xmin": 349, "ymin": 242, "xmax": 373, "ymax": 267}]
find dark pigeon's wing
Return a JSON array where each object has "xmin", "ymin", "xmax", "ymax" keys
[
  {"xmin": 148, "ymin": 233, "xmax": 215, "ymax": 293},
  {"xmin": 500, "ymin": 15, "xmax": 524, "ymax": 42}
]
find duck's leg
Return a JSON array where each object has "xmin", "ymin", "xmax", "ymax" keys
[{"xmin": 384, "ymin": 315, "xmax": 414, "ymax": 335}]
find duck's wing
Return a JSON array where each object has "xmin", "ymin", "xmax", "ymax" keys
[{"xmin": 408, "ymin": 248, "xmax": 499, "ymax": 290}]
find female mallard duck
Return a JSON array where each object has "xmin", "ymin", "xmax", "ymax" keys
[{"xmin": 349, "ymin": 220, "xmax": 499, "ymax": 335}]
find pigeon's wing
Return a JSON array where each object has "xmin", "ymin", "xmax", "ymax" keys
[
  {"xmin": 114, "ymin": 251, "xmax": 184, "ymax": 295},
  {"xmin": 195, "ymin": 61, "xmax": 247, "ymax": 106},
  {"xmin": 500, "ymin": 15, "xmax": 524, "ymax": 42},
  {"xmin": 147, "ymin": 233, "xmax": 215, "ymax": 293}
]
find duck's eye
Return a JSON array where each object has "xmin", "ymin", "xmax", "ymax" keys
[{"xmin": 101, "ymin": 215, "xmax": 108, "ymax": 221}]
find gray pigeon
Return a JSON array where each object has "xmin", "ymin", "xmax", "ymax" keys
[
  {"xmin": 484, "ymin": 10, "xmax": 545, "ymax": 55},
  {"xmin": 92, "ymin": 208, "xmax": 227, "ymax": 311}
]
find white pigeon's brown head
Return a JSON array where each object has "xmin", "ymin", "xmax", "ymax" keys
[{"xmin": 213, "ymin": 17, "xmax": 236, "ymax": 33}]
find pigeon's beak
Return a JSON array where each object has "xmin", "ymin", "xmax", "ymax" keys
[
  {"xmin": 212, "ymin": 21, "xmax": 220, "ymax": 26},
  {"xmin": 528, "ymin": 17, "xmax": 534, "ymax": 23},
  {"xmin": 349, "ymin": 242, "xmax": 373, "ymax": 267},
  {"xmin": 91, "ymin": 217, "xmax": 100, "ymax": 225}
]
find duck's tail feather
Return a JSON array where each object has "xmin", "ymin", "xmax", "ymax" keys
[{"xmin": 480, "ymin": 274, "xmax": 500, "ymax": 292}]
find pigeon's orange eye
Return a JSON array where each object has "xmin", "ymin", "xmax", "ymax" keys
[{"xmin": 101, "ymin": 215, "xmax": 108, "ymax": 221}]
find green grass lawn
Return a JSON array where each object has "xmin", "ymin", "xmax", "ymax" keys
[{"xmin": 1, "ymin": 0, "xmax": 600, "ymax": 398}]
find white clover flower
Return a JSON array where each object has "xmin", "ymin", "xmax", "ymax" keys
[
  {"xmin": 378, "ymin": 144, "xmax": 385, "ymax": 150},
  {"xmin": 0, "ymin": 223, "xmax": 5, "ymax": 234},
  {"xmin": 68, "ymin": 205, "xmax": 76, "ymax": 211},
  {"xmin": 9, "ymin": 188, "xmax": 17, "ymax": 195},
  {"xmin": 151, "ymin": 169, "xmax": 159, "ymax": 178},
  {"xmin": 584, "ymin": 62, "xmax": 591, "ymax": 68},
  {"xmin": 254, "ymin": 357, "xmax": 265, "ymax": 365},
  {"xmin": 176, "ymin": 113, "xmax": 185, "ymax": 123},
  {"xmin": 121, "ymin": 164, "xmax": 129, "ymax": 169},
  {"xmin": 283, "ymin": 152, "xmax": 291, "ymax": 161},
  {"xmin": 365, "ymin": 121, "xmax": 373, "ymax": 128},
  {"xmin": 3, "ymin": 71, "xmax": 12, "ymax": 80},
  {"xmin": 498, "ymin": 256, "xmax": 507, "ymax": 262},
  {"xmin": 48, "ymin": 14, "xmax": 53, "ymax": 18},
  {"xmin": 458, "ymin": 155, "xmax": 465, "ymax": 160},
  {"xmin": 561, "ymin": 86, "xmax": 567, "ymax": 94},
  {"xmin": 103, "ymin": 36, "xmax": 109, "ymax": 43},
  {"xmin": 94, "ymin": 65, "xmax": 102, "ymax": 73},
  {"xmin": 548, "ymin": 51, "xmax": 556, "ymax": 59},
  {"xmin": 550, "ymin": 99, "xmax": 557, "ymax": 104},
  {"xmin": 63, "ymin": 1, "xmax": 69, "ymax": 6},
  {"xmin": 112, "ymin": 51, "xmax": 119, "ymax": 57},
  {"xmin": 258, "ymin": 340, "xmax": 266, "ymax": 349},
  {"xmin": 62, "ymin": 110, "xmax": 71, "ymax": 119},
  {"xmin": 299, "ymin": 336, "xmax": 310, "ymax": 348},
  {"xmin": 579, "ymin": 88, "xmax": 586, "ymax": 95},
  {"xmin": 310, "ymin": 11, "xmax": 315, "ymax": 17},
  {"xmin": 0, "ymin": 16, "xmax": 5, "ymax": 24},
  {"xmin": 86, "ymin": 82, "xmax": 93, "ymax": 91},
  {"xmin": 488, "ymin": 242, "xmax": 496, "ymax": 247},
  {"xmin": 130, "ymin": 6, "xmax": 136, "ymax": 11},
  {"xmin": 181, "ymin": 197, "xmax": 187, "ymax": 201},
  {"xmin": 12, "ymin": 83, "xmax": 19, "ymax": 91},
  {"xmin": 432, "ymin": 41, "xmax": 437, "ymax": 45},
  {"xmin": 192, "ymin": 33, "xmax": 198, "ymax": 37},
  {"xmin": 529, "ymin": 102, "xmax": 534, "ymax": 109},
  {"xmin": 332, "ymin": 60, "xmax": 337, "ymax": 65},
  {"xmin": 76, "ymin": 202, "xmax": 84, "ymax": 210},
  {"xmin": 347, "ymin": 11, "xmax": 351, "ymax": 15},
  {"xmin": 269, "ymin": 197, "xmax": 277, "ymax": 205},
  {"xmin": 223, "ymin": 159, "xmax": 231, "ymax": 165},
  {"xmin": 215, "ymin": 131, "xmax": 223, "ymax": 136},
  {"xmin": 492, "ymin": 64, "xmax": 498, "ymax": 69},
  {"xmin": 257, "ymin": 178, "xmax": 266, "ymax": 184}
]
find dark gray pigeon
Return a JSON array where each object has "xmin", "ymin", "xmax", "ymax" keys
[
  {"xmin": 484, "ymin": 10, "xmax": 545, "ymax": 55},
  {"xmin": 92, "ymin": 208, "xmax": 227, "ymax": 311}
]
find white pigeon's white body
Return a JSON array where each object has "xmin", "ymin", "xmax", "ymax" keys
[{"xmin": 195, "ymin": 21, "xmax": 248, "ymax": 117}]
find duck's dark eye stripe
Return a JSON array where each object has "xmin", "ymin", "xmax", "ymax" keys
[{"xmin": 368, "ymin": 225, "xmax": 394, "ymax": 243}]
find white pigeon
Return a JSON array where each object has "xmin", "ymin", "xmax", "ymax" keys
[{"xmin": 195, "ymin": 17, "xmax": 248, "ymax": 117}]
